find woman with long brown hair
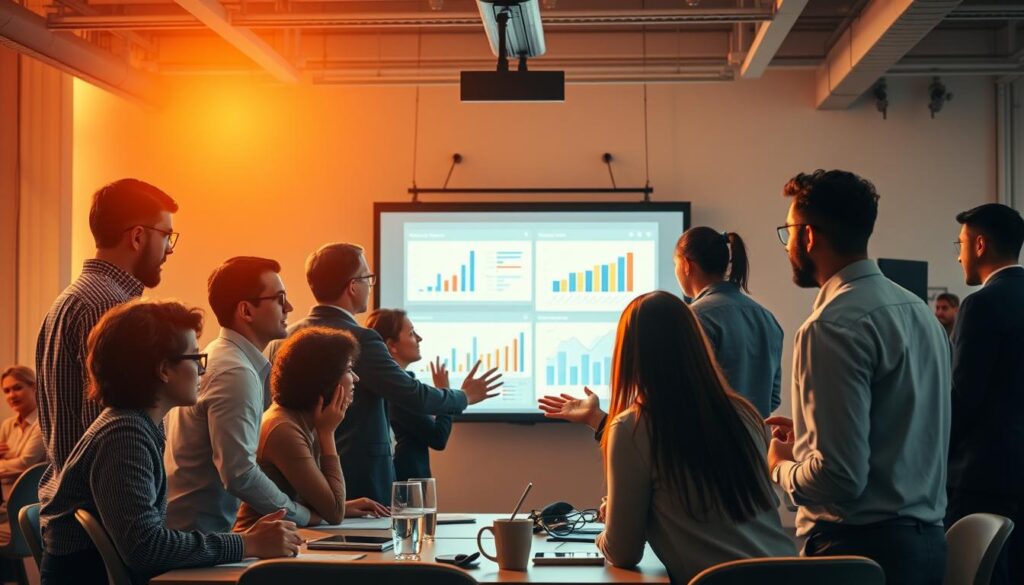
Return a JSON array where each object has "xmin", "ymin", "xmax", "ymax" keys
[{"xmin": 595, "ymin": 291, "xmax": 793, "ymax": 583}]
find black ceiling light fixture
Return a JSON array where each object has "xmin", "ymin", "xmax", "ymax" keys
[{"xmin": 460, "ymin": 0, "xmax": 565, "ymax": 102}]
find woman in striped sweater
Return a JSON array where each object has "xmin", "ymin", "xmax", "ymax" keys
[{"xmin": 39, "ymin": 300, "xmax": 302, "ymax": 585}]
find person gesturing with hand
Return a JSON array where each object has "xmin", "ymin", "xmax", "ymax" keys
[
  {"xmin": 460, "ymin": 360, "xmax": 504, "ymax": 405},
  {"xmin": 538, "ymin": 387, "xmax": 608, "ymax": 435}
]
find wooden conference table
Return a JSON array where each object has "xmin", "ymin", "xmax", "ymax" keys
[{"xmin": 151, "ymin": 513, "xmax": 671, "ymax": 584}]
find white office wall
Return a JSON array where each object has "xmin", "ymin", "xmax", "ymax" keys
[{"xmin": 71, "ymin": 70, "xmax": 994, "ymax": 514}]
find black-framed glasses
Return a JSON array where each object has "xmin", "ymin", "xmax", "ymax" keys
[
  {"xmin": 351, "ymin": 274, "xmax": 378, "ymax": 287},
  {"xmin": 174, "ymin": 353, "xmax": 208, "ymax": 375},
  {"xmin": 125, "ymin": 225, "xmax": 180, "ymax": 250},
  {"xmin": 248, "ymin": 291, "xmax": 289, "ymax": 308},
  {"xmin": 953, "ymin": 240, "xmax": 962, "ymax": 255},
  {"xmin": 776, "ymin": 223, "xmax": 812, "ymax": 246}
]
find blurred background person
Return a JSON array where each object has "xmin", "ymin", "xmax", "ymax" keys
[
  {"xmin": 0, "ymin": 366, "xmax": 45, "ymax": 546},
  {"xmin": 934, "ymin": 292, "xmax": 960, "ymax": 339}
]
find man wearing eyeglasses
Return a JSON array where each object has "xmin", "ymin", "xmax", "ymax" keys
[
  {"xmin": 164, "ymin": 256, "xmax": 319, "ymax": 533},
  {"xmin": 766, "ymin": 170, "xmax": 951, "ymax": 585},
  {"xmin": 36, "ymin": 179, "xmax": 179, "ymax": 508},
  {"xmin": 268, "ymin": 243, "xmax": 502, "ymax": 503},
  {"xmin": 946, "ymin": 204, "xmax": 1024, "ymax": 585}
]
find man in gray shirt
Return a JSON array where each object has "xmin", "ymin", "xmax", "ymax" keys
[
  {"xmin": 166, "ymin": 257, "xmax": 313, "ymax": 532},
  {"xmin": 767, "ymin": 170, "xmax": 951, "ymax": 585}
]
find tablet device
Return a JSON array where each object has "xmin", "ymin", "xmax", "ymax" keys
[
  {"xmin": 533, "ymin": 552, "xmax": 605, "ymax": 566},
  {"xmin": 307, "ymin": 535, "xmax": 394, "ymax": 552}
]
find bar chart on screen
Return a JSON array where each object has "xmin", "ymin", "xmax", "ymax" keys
[
  {"xmin": 405, "ymin": 241, "xmax": 532, "ymax": 303},
  {"xmin": 534, "ymin": 240, "xmax": 656, "ymax": 313},
  {"xmin": 534, "ymin": 322, "xmax": 616, "ymax": 401},
  {"xmin": 412, "ymin": 321, "xmax": 534, "ymax": 411}
]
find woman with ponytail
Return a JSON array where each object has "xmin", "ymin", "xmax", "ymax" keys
[{"xmin": 674, "ymin": 227, "xmax": 783, "ymax": 417}]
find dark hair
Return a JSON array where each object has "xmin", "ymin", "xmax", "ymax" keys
[
  {"xmin": 208, "ymin": 256, "xmax": 282, "ymax": 328},
  {"xmin": 603, "ymin": 291, "xmax": 775, "ymax": 523},
  {"xmin": 956, "ymin": 203, "xmax": 1024, "ymax": 260},
  {"xmin": 936, "ymin": 292, "xmax": 960, "ymax": 308},
  {"xmin": 783, "ymin": 169, "xmax": 880, "ymax": 255},
  {"xmin": 89, "ymin": 179, "xmax": 179, "ymax": 248},
  {"xmin": 676, "ymin": 227, "xmax": 750, "ymax": 292},
  {"xmin": 86, "ymin": 300, "xmax": 204, "ymax": 409},
  {"xmin": 1, "ymin": 365, "xmax": 36, "ymax": 388},
  {"xmin": 365, "ymin": 309, "xmax": 408, "ymax": 344},
  {"xmin": 271, "ymin": 327, "xmax": 360, "ymax": 411},
  {"xmin": 305, "ymin": 243, "xmax": 365, "ymax": 303}
]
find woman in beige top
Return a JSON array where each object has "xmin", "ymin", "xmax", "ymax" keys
[
  {"xmin": 594, "ymin": 291, "xmax": 794, "ymax": 583},
  {"xmin": 234, "ymin": 327, "xmax": 388, "ymax": 531}
]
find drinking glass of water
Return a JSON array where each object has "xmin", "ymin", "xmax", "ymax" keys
[
  {"xmin": 409, "ymin": 478, "xmax": 437, "ymax": 541},
  {"xmin": 391, "ymin": 481, "xmax": 425, "ymax": 560}
]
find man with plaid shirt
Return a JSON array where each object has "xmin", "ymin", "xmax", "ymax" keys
[{"xmin": 36, "ymin": 179, "xmax": 179, "ymax": 480}]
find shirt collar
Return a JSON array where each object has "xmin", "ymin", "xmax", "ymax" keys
[
  {"xmin": 15, "ymin": 409, "xmax": 38, "ymax": 428},
  {"xmin": 315, "ymin": 303, "xmax": 357, "ymax": 322},
  {"xmin": 813, "ymin": 258, "xmax": 881, "ymax": 312},
  {"xmin": 983, "ymin": 264, "xmax": 1024, "ymax": 286},
  {"xmin": 219, "ymin": 327, "xmax": 271, "ymax": 373},
  {"xmin": 692, "ymin": 281, "xmax": 737, "ymax": 302},
  {"xmin": 82, "ymin": 259, "xmax": 145, "ymax": 297}
]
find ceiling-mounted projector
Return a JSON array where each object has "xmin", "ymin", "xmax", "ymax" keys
[
  {"xmin": 460, "ymin": 0, "xmax": 564, "ymax": 102},
  {"xmin": 477, "ymin": 0, "xmax": 546, "ymax": 59}
]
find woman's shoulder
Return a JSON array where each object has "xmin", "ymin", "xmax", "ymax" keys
[{"xmin": 260, "ymin": 405, "xmax": 313, "ymax": 450}]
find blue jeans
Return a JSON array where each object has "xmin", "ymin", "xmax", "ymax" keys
[
  {"xmin": 804, "ymin": 520, "xmax": 947, "ymax": 585},
  {"xmin": 41, "ymin": 548, "xmax": 108, "ymax": 585}
]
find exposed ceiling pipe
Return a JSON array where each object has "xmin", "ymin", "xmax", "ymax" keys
[
  {"xmin": 47, "ymin": 6, "xmax": 773, "ymax": 31},
  {"xmin": 0, "ymin": 0, "xmax": 162, "ymax": 104}
]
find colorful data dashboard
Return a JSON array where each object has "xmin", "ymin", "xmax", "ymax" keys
[{"xmin": 376, "ymin": 203, "xmax": 689, "ymax": 419}]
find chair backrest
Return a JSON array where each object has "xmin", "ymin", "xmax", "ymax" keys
[
  {"xmin": 4, "ymin": 462, "xmax": 47, "ymax": 558},
  {"xmin": 74, "ymin": 509, "xmax": 133, "ymax": 585},
  {"xmin": 17, "ymin": 504, "xmax": 41, "ymax": 569},
  {"xmin": 688, "ymin": 556, "xmax": 884, "ymax": 585},
  {"xmin": 238, "ymin": 560, "xmax": 480, "ymax": 585},
  {"xmin": 945, "ymin": 513, "xmax": 1015, "ymax": 585}
]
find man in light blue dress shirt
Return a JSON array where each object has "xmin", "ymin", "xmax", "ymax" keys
[
  {"xmin": 767, "ymin": 170, "xmax": 951, "ymax": 585},
  {"xmin": 166, "ymin": 257, "xmax": 314, "ymax": 532}
]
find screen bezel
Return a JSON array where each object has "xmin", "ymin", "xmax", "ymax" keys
[{"xmin": 374, "ymin": 201, "xmax": 692, "ymax": 423}]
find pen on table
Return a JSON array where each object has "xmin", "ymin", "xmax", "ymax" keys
[{"xmin": 546, "ymin": 536, "xmax": 595, "ymax": 543}]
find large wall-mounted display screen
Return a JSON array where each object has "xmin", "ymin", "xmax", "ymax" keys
[{"xmin": 375, "ymin": 202, "xmax": 690, "ymax": 421}]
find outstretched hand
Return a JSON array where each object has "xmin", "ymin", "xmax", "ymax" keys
[
  {"xmin": 461, "ymin": 360, "xmax": 503, "ymax": 405},
  {"xmin": 537, "ymin": 387, "xmax": 606, "ymax": 431}
]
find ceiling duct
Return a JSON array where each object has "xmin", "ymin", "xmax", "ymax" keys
[{"xmin": 0, "ymin": 0, "xmax": 161, "ymax": 104}]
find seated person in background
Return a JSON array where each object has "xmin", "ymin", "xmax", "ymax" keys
[
  {"xmin": 38, "ymin": 300, "xmax": 300, "ymax": 585},
  {"xmin": 365, "ymin": 309, "xmax": 452, "ymax": 481},
  {"xmin": 675, "ymin": 227, "xmax": 784, "ymax": 417},
  {"xmin": 234, "ymin": 327, "xmax": 388, "ymax": 531},
  {"xmin": 0, "ymin": 365, "xmax": 46, "ymax": 544},
  {"xmin": 595, "ymin": 291, "xmax": 794, "ymax": 583}
]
